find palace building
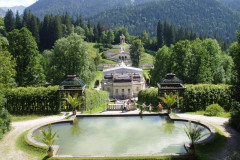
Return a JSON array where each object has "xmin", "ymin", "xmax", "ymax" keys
[{"xmin": 101, "ymin": 61, "xmax": 145, "ymax": 99}]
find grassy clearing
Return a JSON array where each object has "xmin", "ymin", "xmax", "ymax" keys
[
  {"xmin": 89, "ymin": 71, "xmax": 104, "ymax": 88},
  {"xmin": 195, "ymin": 126, "xmax": 227, "ymax": 160},
  {"xmin": 142, "ymin": 70, "xmax": 150, "ymax": 79},
  {"xmin": 140, "ymin": 52, "xmax": 154, "ymax": 65},
  {"xmin": 86, "ymin": 43, "xmax": 99, "ymax": 59},
  {"xmin": 107, "ymin": 48, "xmax": 120, "ymax": 51},
  {"xmin": 184, "ymin": 111, "xmax": 231, "ymax": 118},
  {"xmin": 11, "ymin": 114, "xmax": 61, "ymax": 122},
  {"xmin": 100, "ymin": 58, "xmax": 117, "ymax": 64}
]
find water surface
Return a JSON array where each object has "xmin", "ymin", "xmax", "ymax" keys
[{"xmin": 34, "ymin": 116, "xmax": 210, "ymax": 156}]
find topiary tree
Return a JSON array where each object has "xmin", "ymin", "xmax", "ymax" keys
[{"xmin": 205, "ymin": 104, "xmax": 224, "ymax": 116}]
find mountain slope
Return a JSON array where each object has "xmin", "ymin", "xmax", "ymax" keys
[
  {"xmin": 219, "ymin": 0, "xmax": 240, "ymax": 11},
  {"xmin": 1, "ymin": 6, "xmax": 26, "ymax": 15},
  {"xmin": 0, "ymin": 8, "xmax": 6, "ymax": 17},
  {"xmin": 26, "ymin": 0, "xmax": 159, "ymax": 19},
  {"xmin": 90, "ymin": 0, "xmax": 240, "ymax": 42}
]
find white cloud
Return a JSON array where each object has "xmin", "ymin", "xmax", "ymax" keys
[{"xmin": 0, "ymin": 0, "xmax": 37, "ymax": 7}]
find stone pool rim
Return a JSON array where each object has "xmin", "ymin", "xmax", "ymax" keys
[{"xmin": 27, "ymin": 112, "xmax": 216, "ymax": 158}]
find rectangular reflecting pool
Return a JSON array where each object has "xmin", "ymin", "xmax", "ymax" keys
[{"xmin": 34, "ymin": 115, "xmax": 210, "ymax": 156}]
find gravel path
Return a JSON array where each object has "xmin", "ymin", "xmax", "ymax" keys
[
  {"xmin": 176, "ymin": 114, "xmax": 240, "ymax": 160},
  {"xmin": 0, "ymin": 115, "xmax": 66, "ymax": 160}
]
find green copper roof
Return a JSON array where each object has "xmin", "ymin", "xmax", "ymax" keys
[{"xmin": 60, "ymin": 75, "xmax": 85, "ymax": 87}]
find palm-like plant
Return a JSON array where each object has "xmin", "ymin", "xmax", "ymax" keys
[
  {"xmin": 159, "ymin": 92, "xmax": 181, "ymax": 113},
  {"xmin": 33, "ymin": 125, "xmax": 59, "ymax": 157},
  {"xmin": 65, "ymin": 93, "xmax": 84, "ymax": 115},
  {"xmin": 184, "ymin": 121, "xmax": 207, "ymax": 154}
]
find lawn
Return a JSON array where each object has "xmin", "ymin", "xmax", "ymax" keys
[
  {"xmin": 89, "ymin": 71, "xmax": 104, "ymax": 88},
  {"xmin": 100, "ymin": 58, "xmax": 117, "ymax": 64},
  {"xmin": 140, "ymin": 52, "xmax": 154, "ymax": 65},
  {"xmin": 184, "ymin": 111, "xmax": 231, "ymax": 118}
]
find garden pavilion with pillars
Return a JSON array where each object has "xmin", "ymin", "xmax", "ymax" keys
[
  {"xmin": 58, "ymin": 75, "xmax": 86, "ymax": 111},
  {"xmin": 157, "ymin": 73, "xmax": 186, "ymax": 107}
]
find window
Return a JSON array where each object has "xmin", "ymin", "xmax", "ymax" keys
[
  {"xmin": 116, "ymin": 89, "xmax": 118, "ymax": 95},
  {"xmin": 128, "ymin": 89, "xmax": 131, "ymax": 94},
  {"xmin": 137, "ymin": 87, "xmax": 139, "ymax": 91},
  {"xmin": 122, "ymin": 89, "xmax": 124, "ymax": 93}
]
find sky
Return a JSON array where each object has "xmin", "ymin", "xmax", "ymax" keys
[{"xmin": 0, "ymin": 0, "xmax": 37, "ymax": 7}]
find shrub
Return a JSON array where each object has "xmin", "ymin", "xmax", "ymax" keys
[
  {"xmin": 229, "ymin": 102, "xmax": 240, "ymax": 131},
  {"xmin": 0, "ymin": 107, "xmax": 11, "ymax": 139},
  {"xmin": 205, "ymin": 104, "xmax": 224, "ymax": 116}
]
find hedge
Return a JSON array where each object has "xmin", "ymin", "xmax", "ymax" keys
[
  {"xmin": 85, "ymin": 89, "xmax": 109, "ymax": 110},
  {"xmin": 138, "ymin": 84, "xmax": 237, "ymax": 112},
  {"xmin": 3, "ymin": 86, "xmax": 109, "ymax": 114},
  {"xmin": 4, "ymin": 86, "xmax": 60, "ymax": 114}
]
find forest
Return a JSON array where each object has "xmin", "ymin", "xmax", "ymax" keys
[
  {"xmin": 90, "ymin": 0, "xmax": 240, "ymax": 45},
  {"xmin": 25, "ymin": 0, "xmax": 159, "ymax": 19}
]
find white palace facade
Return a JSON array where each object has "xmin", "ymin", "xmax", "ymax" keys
[{"xmin": 101, "ymin": 62, "xmax": 145, "ymax": 99}]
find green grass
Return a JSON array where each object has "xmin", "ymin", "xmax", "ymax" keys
[
  {"xmin": 16, "ymin": 130, "xmax": 49, "ymax": 160},
  {"xmin": 11, "ymin": 114, "xmax": 61, "ymax": 122},
  {"xmin": 195, "ymin": 126, "xmax": 227, "ymax": 160},
  {"xmin": 142, "ymin": 70, "xmax": 150, "ymax": 79},
  {"xmin": 100, "ymin": 58, "xmax": 117, "ymax": 64},
  {"xmin": 140, "ymin": 52, "xmax": 154, "ymax": 65},
  {"xmin": 89, "ymin": 71, "xmax": 104, "ymax": 88},
  {"xmin": 107, "ymin": 48, "xmax": 120, "ymax": 51},
  {"xmin": 184, "ymin": 111, "xmax": 231, "ymax": 118},
  {"xmin": 86, "ymin": 43, "xmax": 99, "ymax": 59}
]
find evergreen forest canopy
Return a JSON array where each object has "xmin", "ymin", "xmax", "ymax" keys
[
  {"xmin": 219, "ymin": 0, "xmax": 240, "ymax": 11},
  {"xmin": 25, "ymin": 0, "xmax": 159, "ymax": 19},
  {"xmin": 89, "ymin": 0, "xmax": 240, "ymax": 44}
]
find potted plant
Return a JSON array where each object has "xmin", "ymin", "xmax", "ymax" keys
[
  {"xmin": 65, "ymin": 93, "xmax": 84, "ymax": 115},
  {"xmin": 33, "ymin": 125, "xmax": 59, "ymax": 157},
  {"xmin": 159, "ymin": 92, "xmax": 181, "ymax": 114},
  {"xmin": 184, "ymin": 121, "xmax": 207, "ymax": 154}
]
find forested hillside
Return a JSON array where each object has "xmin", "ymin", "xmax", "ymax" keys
[
  {"xmin": 0, "ymin": 8, "xmax": 5, "ymax": 17},
  {"xmin": 219, "ymin": 0, "xmax": 240, "ymax": 11},
  {"xmin": 90, "ymin": 0, "xmax": 240, "ymax": 43},
  {"xmin": 26, "ymin": 0, "xmax": 158, "ymax": 19}
]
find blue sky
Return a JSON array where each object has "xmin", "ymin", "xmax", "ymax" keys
[{"xmin": 0, "ymin": 0, "xmax": 37, "ymax": 7}]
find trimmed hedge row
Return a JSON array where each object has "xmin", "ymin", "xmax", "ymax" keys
[
  {"xmin": 85, "ymin": 89, "xmax": 109, "ymax": 110},
  {"xmin": 138, "ymin": 84, "xmax": 236, "ymax": 111},
  {"xmin": 4, "ymin": 86, "xmax": 60, "ymax": 114},
  {"xmin": 3, "ymin": 86, "xmax": 109, "ymax": 114}
]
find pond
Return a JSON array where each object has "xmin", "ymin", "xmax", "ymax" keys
[{"xmin": 33, "ymin": 115, "xmax": 211, "ymax": 156}]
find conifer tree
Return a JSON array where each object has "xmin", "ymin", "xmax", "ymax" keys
[
  {"xmin": 15, "ymin": 11, "xmax": 22, "ymax": 30},
  {"xmin": 157, "ymin": 20, "xmax": 163, "ymax": 49},
  {"xmin": 4, "ymin": 10, "xmax": 15, "ymax": 32}
]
